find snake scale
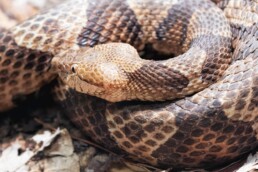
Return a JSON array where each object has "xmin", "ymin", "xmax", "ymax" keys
[{"xmin": 0, "ymin": 0, "xmax": 258, "ymax": 170}]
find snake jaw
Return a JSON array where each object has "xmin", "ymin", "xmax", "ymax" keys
[
  {"xmin": 76, "ymin": 62, "xmax": 130, "ymax": 94},
  {"xmin": 59, "ymin": 57, "xmax": 129, "ymax": 100},
  {"xmin": 60, "ymin": 68, "xmax": 129, "ymax": 102}
]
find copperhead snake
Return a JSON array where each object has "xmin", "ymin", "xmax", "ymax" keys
[{"xmin": 0, "ymin": 0, "xmax": 257, "ymax": 170}]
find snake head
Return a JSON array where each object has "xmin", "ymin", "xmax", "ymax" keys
[{"xmin": 55, "ymin": 43, "xmax": 141, "ymax": 102}]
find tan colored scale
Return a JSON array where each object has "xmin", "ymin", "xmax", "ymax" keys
[{"xmin": 11, "ymin": 0, "xmax": 87, "ymax": 54}]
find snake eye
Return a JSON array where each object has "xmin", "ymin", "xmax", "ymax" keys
[
  {"xmin": 71, "ymin": 64, "xmax": 78, "ymax": 73},
  {"xmin": 71, "ymin": 66, "xmax": 76, "ymax": 73}
]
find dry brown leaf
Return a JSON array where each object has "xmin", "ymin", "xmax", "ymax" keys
[
  {"xmin": 236, "ymin": 153, "xmax": 258, "ymax": 172},
  {"xmin": 0, "ymin": 129, "xmax": 61, "ymax": 172}
]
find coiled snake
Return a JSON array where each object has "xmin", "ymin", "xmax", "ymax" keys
[{"xmin": 0, "ymin": 0, "xmax": 257, "ymax": 169}]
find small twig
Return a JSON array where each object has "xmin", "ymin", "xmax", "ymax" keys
[
  {"xmin": 34, "ymin": 118, "xmax": 56, "ymax": 131},
  {"xmin": 73, "ymin": 136, "xmax": 163, "ymax": 171},
  {"xmin": 71, "ymin": 136, "xmax": 118, "ymax": 156}
]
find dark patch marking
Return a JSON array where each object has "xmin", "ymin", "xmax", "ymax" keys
[
  {"xmin": 150, "ymin": 106, "xmax": 257, "ymax": 168},
  {"xmin": 198, "ymin": 35, "xmax": 232, "ymax": 83},
  {"xmin": 77, "ymin": 0, "xmax": 143, "ymax": 48},
  {"xmin": 60, "ymin": 88, "xmax": 124, "ymax": 153},
  {"xmin": 156, "ymin": 1, "xmax": 192, "ymax": 49},
  {"xmin": 127, "ymin": 63, "xmax": 189, "ymax": 97}
]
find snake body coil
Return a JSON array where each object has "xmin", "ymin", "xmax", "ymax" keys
[{"xmin": 0, "ymin": 0, "xmax": 257, "ymax": 169}]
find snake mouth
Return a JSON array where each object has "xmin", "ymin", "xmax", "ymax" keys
[
  {"xmin": 72, "ymin": 75, "xmax": 129, "ymax": 102},
  {"xmin": 62, "ymin": 72, "xmax": 106, "ymax": 97},
  {"xmin": 58, "ymin": 69, "xmax": 130, "ymax": 102}
]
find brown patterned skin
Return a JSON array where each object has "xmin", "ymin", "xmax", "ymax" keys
[
  {"xmin": 0, "ymin": 0, "xmax": 257, "ymax": 170},
  {"xmin": 0, "ymin": 0, "xmax": 86, "ymax": 110},
  {"xmin": 0, "ymin": 29, "xmax": 54, "ymax": 110},
  {"xmin": 54, "ymin": 0, "xmax": 232, "ymax": 102}
]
